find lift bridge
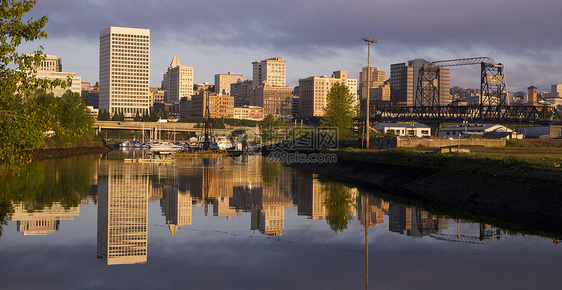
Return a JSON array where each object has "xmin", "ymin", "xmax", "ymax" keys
[{"xmin": 372, "ymin": 57, "xmax": 561, "ymax": 124}]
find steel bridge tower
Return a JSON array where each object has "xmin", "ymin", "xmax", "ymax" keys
[{"xmin": 415, "ymin": 57, "xmax": 507, "ymax": 107}]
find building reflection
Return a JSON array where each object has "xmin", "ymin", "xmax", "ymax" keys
[
  {"xmin": 9, "ymin": 203, "xmax": 79, "ymax": 236},
  {"xmin": 160, "ymin": 186, "xmax": 192, "ymax": 236},
  {"xmin": 357, "ymin": 192, "xmax": 388, "ymax": 228},
  {"xmin": 293, "ymin": 173, "xmax": 357, "ymax": 223},
  {"xmin": 92, "ymin": 154, "xmax": 507, "ymax": 261},
  {"xmin": 388, "ymin": 204, "xmax": 448, "ymax": 237},
  {"xmin": 97, "ymin": 161, "xmax": 150, "ymax": 265}
]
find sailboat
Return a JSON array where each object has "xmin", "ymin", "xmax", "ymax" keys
[{"xmin": 148, "ymin": 122, "xmax": 182, "ymax": 151}]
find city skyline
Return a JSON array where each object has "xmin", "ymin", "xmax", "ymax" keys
[{"xmin": 17, "ymin": 0, "xmax": 562, "ymax": 92}]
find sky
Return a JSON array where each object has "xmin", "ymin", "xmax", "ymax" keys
[{"xmin": 17, "ymin": 0, "xmax": 562, "ymax": 92}]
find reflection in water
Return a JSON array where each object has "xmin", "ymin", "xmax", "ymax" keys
[
  {"xmin": 2, "ymin": 156, "xmax": 96, "ymax": 237},
  {"xmin": 92, "ymin": 155, "xmax": 508, "ymax": 248},
  {"xmin": 389, "ymin": 204, "xmax": 449, "ymax": 237},
  {"xmin": 10, "ymin": 203, "xmax": 79, "ymax": 236},
  {"xmin": 2, "ymin": 151, "xmax": 554, "ymax": 289},
  {"xmin": 97, "ymin": 162, "xmax": 149, "ymax": 265}
]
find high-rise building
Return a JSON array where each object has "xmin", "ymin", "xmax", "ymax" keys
[
  {"xmin": 81, "ymin": 82, "xmax": 99, "ymax": 108},
  {"xmin": 390, "ymin": 59, "xmax": 450, "ymax": 107},
  {"xmin": 250, "ymin": 84, "xmax": 294, "ymax": 121},
  {"xmin": 99, "ymin": 26, "xmax": 150, "ymax": 117},
  {"xmin": 527, "ymin": 85, "xmax": 538, "ymax": 106},
  {"xmin": 215, "ymin": 72, "xmax": 243, "ymax": 96},
  {"xmin": 30, "ymin": 54, "xmax": 81, "ymax": 97},
  {"xmin": 36, "ymin": 71, "xmax": 82, "ymax": 98},
  {"xmin": 359, "ymin": 66, "xmax": 385, "ymax": 100},
  {"xmin": 231, "ymin": 79, "xmax": 253, "ymax": 100},
  {"xmin": 162, "ymin": 55, "xmax": 193, "ymax": 103},
  {"xmin": 36, "ymin": 55, "xmax": 62, "ymax": 72},
  {"xmin": 298, "ymin": 70, "xmax": 358, "ymax": 117},
  {"xmin": 252, "ymin": 57, "xmax": 286, "ymax": 87},
  {"xmin": 190, "ymin": 91, "xmax": 234, "ymax": 118},
  {"xmin": 552, "ymin": 83, "xmax": 562, "ymax": 99}
]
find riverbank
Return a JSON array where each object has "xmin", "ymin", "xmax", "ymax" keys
[
  {"xmin": 33, "ymin": 137, "xmax": 114, "ymax": 160},
  {"xmin": 288, "ymin": 148, "xmax": 562, "ymax": 238}
]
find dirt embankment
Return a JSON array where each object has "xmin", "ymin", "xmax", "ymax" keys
[
  {"xmin": 288, "ymin": 150, "xmax": 562, "ymax": 237},
  {"xmin": 33, "ymin": 146, "xmax": 113, "ymax": 160},
  {"xmin": 33, "ymin": 139, "xmax": 114, "ymax": 160}
]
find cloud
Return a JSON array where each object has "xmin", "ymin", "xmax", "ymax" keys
[{"xmin": 21, "ymin": 0, "xmax": 562, "ymax": 89}]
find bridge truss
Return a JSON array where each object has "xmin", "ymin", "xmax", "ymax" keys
[
  {"xmin": 373, "ymin": 104, "xmax": 561, "ymax": 124},
  {"xmin": 415, "ymin": 57, "xmax": 506, "ymax": 107},
  {"xmin": 371, "ymin": 56, "xmax": 562, "ymax": 124}
]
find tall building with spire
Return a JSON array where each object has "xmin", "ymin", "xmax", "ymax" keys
[
  {"xmin": 99, "ymin": 26, "xmax": 150, "ymax": 117},
  {"xmin": 162, "ymin": 55, "xmax": 194, "ymax": 103}
]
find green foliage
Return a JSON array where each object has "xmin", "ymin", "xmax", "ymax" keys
[
  {"xmin": 321, "ymin": 82, "xmax": 358, "ymax": 140},
  {"xmin": 111, "ymin": 111, "xmax": 124, "ymax": 121},
  {"xmin": 97, "ymin": 109, "xmax": 110, "ymax": 121},
  {"xmin": 260, "ymin": 114, "xmax": 282, "ymax": 142},
  {"xmin": 211, "ymin": 118, "xmax": 225, "ymax": 129},
  {"xmin": 0, "ymin": 155, "xmax": 96, "ymax": 238},
  {"xmin": 374, "ymin": 129, "xmax": 397, "ymax": 137},
  {"xmin": 177, "ymin": 116, "xmax": 207, "ymax": 123},
  {"xmin": 57, "ymin": 91, "xmax": 94, "ymax": 139},
  {"xmin": 324, "ymin": 183, "xmax": 355, "ymax": 232},
  {"xmin": 0, "ymin": 0, "xmax": 70, "ymax": 173}
]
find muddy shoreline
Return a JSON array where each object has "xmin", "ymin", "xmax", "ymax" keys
[
  {"xmin": 33, "ymin": 144, "xmax": 114, "ymax": 160},
  {"xmin": 287, "ymin": 151, "xmax": 562, "ymax": 238}
]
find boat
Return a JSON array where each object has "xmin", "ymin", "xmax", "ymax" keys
[
  {"xmin": 217, "ymin": 138, "xmax": 233, "ymax": 150},
  {"xmin": 124, "ymin": 151, "xmax": 175, "ymax": 163},
  {"xmin": 149, "ymin": 141, "xmax": 183, "ymax": 151}
]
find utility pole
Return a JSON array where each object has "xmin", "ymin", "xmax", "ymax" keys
[{"xmin": 363, "ymin": 38, "xmax": 377, "ymax": 150}]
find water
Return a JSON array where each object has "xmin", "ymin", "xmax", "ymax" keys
[{"xmin": 0, "ymin": 150, "xmax": 560, "ymax": 290}]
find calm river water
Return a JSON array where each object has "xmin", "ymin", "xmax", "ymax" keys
[{"xmin": 0, "ymin": 150, "xmax": 560, "ymax": 290}]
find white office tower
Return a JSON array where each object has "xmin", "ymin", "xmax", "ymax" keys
[
  {"xmin": 99, "ymin": 26, "xmax": 150, "ymax": 117},
  {"xmin": 163, "ymin": 55, "xmax": 194, "ymax": 103}
]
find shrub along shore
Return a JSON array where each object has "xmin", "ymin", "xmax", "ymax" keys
[{"xmin": 287, "ymin": 148, "xmax": 562, "ymax": 238}]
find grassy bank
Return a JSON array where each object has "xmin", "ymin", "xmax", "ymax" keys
[{"xmin": 288, "ymin": 147, "xmax": 562, "ymax": 238}]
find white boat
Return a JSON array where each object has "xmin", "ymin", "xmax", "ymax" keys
[
  {"xmin": 217, "ymin": 138, "xmax": 233, "ymax": 150},
  {"xmin": 149, "ymin": 142, "xmax": 183, "ymax": 151}
]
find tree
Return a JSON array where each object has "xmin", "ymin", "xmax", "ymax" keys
[
  {"xmin": 260, "ymin": 114, "xmax": 282, "ymax": 143},
  {"xmin": 0, "ymin": 0, "xmax": 69, "ymax": 173},
  {"xmin": 58, "ymin": 90, "xmax": 94, "ymax": 139},
  {"xmin": 324, "ymin": 183, "xmax": 356, "ymax": 233},
  {"xmin": 322, "ymin": 82, "xmax": 358, "ymax": 140},
  {"xmin": 450, "ymin": 86, "xmax": 465, "ymax": 96}
]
